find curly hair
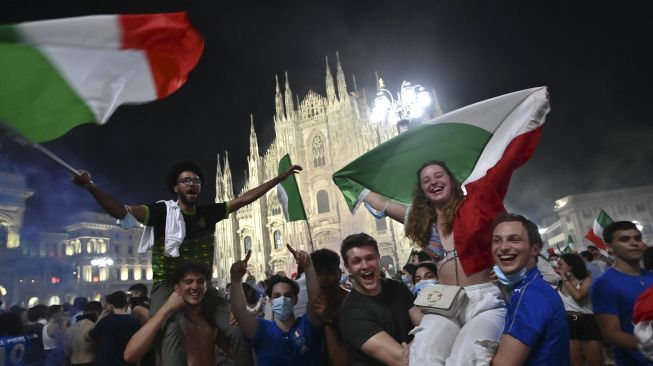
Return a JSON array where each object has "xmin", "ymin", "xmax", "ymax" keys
[
  {"xmin": 404, "ymin": 161, "xmax": 464, "ymax": 247},
  {"xmin": 165, "ymin": 161, "xmax": 205, "ymax": 195}
]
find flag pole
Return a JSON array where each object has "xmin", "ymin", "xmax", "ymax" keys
[
  {"xmin": 0, "ymin": 122, "xmax": 80, "ymax": 175},
  {"xmin": 304, "ymin": 219, "xmax": 315, "ymax": 253}
]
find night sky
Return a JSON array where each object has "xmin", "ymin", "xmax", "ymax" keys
[{"xmin": 1, "ymin": 1, "xmax": 652, "ymax": 231}]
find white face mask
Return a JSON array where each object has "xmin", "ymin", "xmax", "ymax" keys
[{"xmin": 271, "ymin": 296, "xmax": 294, "ymax": 321}]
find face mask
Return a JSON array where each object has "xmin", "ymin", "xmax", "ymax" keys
[
  {"xmin": 271, "ymin": 296, "xmax": 294, "ymax": 321},
  {"xmin": 493, "ymin": 265, "xmax": 528, "ymax": 286},
  {"xmin": 413, "ymin": 279, "xmax": 438, "ymax": 295}
]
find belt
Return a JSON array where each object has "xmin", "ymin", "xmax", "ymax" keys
[{"xmin": 566, "ymin": 311, "xmax": 586, "ymax": 321}]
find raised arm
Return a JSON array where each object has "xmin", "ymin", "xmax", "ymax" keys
[
  {"xmin": 363, "ymin": 191, "xmax": 407, "ymax": 223},
  {"xmin": 228, "ymin": 165, "xmax": 302, "ymax": 213},
  {"xmin": 287, "ymin": 244, "xmax": 322, "ymax": 326},
  {"xmin": 229, "ymin": 251, "xmax": 259, "ymax": 340},
  {"xmin": 561, "ymin": 276, "xmax": 591, "ymax": 302},
  {"xmin": 124, "ymin": 290, "xmax": 184, "ymax": 363},
  {"xmin": 72, "ymin": 170, "xmax": 147, "ymax": 222}
]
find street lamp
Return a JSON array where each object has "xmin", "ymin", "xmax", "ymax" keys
[{"xmin": 372, "ymin": 79, "xmax": 432, "ymax": 133}]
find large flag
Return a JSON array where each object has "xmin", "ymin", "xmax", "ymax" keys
[
  {"xmin": 277, "ymin": 154, "xmax": 307, "ymax": 222},
  {"xmin": 333, "ymin": 87, "xmax": 549, "ymax": 212},
  {"xmin": 0, "ymin": 12, "xmax": 204, "ymax": 142},
  {"xmin": 584, "ymin": 210, "xmax": 614, "ymax": 250}
]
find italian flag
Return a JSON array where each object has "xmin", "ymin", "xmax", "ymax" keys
[
  {"xmin": 277, "ymin": 154, "xmax": 307, "ymax": 222},
  {"xmin": 0, "ymin": 12, "xmax": 204, "ymax": 142},
  {"xmin": 584, "ymin": 209, "xmax": 614, "ymax": 250},
  {"xmin": 333, "ymin": 87, "xmax": 549, "ymax": 211}
]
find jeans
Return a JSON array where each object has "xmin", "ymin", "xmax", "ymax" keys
[{"xmin": 410, "ymin": 282, "xmax": 507, "ymax": 365}]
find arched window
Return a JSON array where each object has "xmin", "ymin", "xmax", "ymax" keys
[
  {"xmin": 269, "ymin": 195, "xmax": 281, "ymax": 216},
  {"xmin": 317, "ymin": 190, "xmax": 330, "ymax": 214},
  {"xmin": 274, "ymin": 230, "xmax": 283, "ymax": 250},
  {"xmin": 48, "ymin": 296, "xmax": 61, "ymax": 306},
  {"xmin": 312, "ymin": 134, "xmax": 326, "ymax": 167},
  {"xmin": 244, "ymin": 236, "xmax": 253, "ymax": 253}
]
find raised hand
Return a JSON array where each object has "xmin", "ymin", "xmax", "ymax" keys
[
  {"xmin": 279, "ymin": 165, "xmax": 302, "ymax": 180},
  {"xmin": 286, "ymin": 243, "xmax": 311, "ymax": 269},
  {"xmin": 71, "ymin": 170, "xmax": 93, "ymax": 188},
  {"xmin": 230, "ymin": 250, "xmax": 252, "ymax": 282}
]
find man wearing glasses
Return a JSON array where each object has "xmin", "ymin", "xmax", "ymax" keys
[{"xmin": 72, "ymin": 161, "xmax": 301, "ymax": 366}]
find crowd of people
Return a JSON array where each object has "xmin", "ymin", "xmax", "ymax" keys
[{"xmin": 1, "ymin": 152, "xmax": 652, "ymax": 366}]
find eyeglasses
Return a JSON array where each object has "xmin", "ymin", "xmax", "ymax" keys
[{"xmin": 178, "ymin": 177, "xmax": 201, "ymax": 186}]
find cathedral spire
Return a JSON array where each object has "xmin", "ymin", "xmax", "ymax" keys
[
  {"xmin": 284, "ymin": 71, "xmax": 294, "ymax": 119},
  {"xmin": 336, "ymin": 51, "xmax": 348, "ymax": 101},
  {"xmin": 325, "ymin": 56, "xmax": 337, "ymax": 104},
  {"xmin": 223, "ymin": 151, "xmax": 233, "ymax": 199},
  {"xmin": 274, "ymin": 74, "xmax": 285, "ymax": 120},
  {"xmin": 249, "ymin": 114, "xmax": 259, "ymax": 159},
  {"xmin": 215, "ymin": 152, "xmax": 223, "ymax": 201}
]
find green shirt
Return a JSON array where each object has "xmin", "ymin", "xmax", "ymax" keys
[{"xmin": 144, "ymin": 202, "xmax": 228, "ymax": 283}]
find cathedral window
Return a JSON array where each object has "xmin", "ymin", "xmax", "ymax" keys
[
  {"xmin": 317, "ymin": 190, "xmax": 330, "ymax": 214},
  {"xmin": 269, "ymin": 195, "xmax": 281, "ymax": 216},
  {"xmin": 312, "ymin": 134, "xmax": 326, "ymax": 167},
  {"xmin": 274, "ymin": 230, "xmax": 283, "ymax": 250},
  {"xmin": 244, "ymin": 236, "xmax": 253, "ymax": 252}
]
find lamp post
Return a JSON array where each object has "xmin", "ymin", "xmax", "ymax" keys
[{"xmin": 372, "ymin": 78, "xmax": 432, "ymax": 133}]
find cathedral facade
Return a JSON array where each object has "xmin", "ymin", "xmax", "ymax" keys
[{"xmin": 214, "ymin": 55, "xmax": 426, "ymax": 282}]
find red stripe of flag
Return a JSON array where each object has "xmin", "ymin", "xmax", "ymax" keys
[
  {"xmin": 119, "ymin": 12, "xmax": 204, "ymax": 98},
  {"xmin": 584, "ymin": 228, "xmax": 607, "ymax": 250}
]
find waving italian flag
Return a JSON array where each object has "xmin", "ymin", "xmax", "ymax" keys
[
  {"xmin": 584, "ymin": 210, "xmax": 614, "ymax": 250},
  {"xmin": 0, "ymin": 12, "xmax": 204, "ymax": 142},
  {"xmin": 333, "ymin": 87, "xmax": 549, "ymax": 212}
]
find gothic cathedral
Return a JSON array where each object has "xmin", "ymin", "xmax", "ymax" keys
[{"xmin": 213, "ymin": 54, "xmax": 436, "ymax": 282}]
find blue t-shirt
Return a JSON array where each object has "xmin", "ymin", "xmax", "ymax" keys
[
  {"xmin": 249, "ymin": 315, "xmax": 323, "ymax": 366},
  {"xmin": 591, "ymin": 268, "xmax": 653, "ymax": 365},
  {"xmin": 504, "ymin": 267, "xmax": 569, "ymax": 366}
]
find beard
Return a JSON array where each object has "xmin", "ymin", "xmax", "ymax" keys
[{"xmin": 177, "ymin": 190, "xmax": 198, "ymax": 207}]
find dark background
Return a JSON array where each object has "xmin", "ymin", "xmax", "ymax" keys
[{"xmin": 1, "ymin": 0, "xmax": 651, "ymax": 231}]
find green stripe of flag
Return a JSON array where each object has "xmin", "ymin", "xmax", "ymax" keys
[
  {"xmin": 0, "ymin": 42, "xmax": 95, "ymax": 142},
  {"xmin": 333, "ymin": 122, "xmax": 492, "ymax": 210},
  {"xmin": 277, "ymin": 154, "xmax": 307, "ymax": 221}
]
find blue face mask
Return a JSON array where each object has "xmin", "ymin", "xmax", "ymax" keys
[
  {"xmin": 413, "ymin": 279, "xmax": 438, "ymax": 295},
  {"xmin": 271, "ymin": 296, "xmax": 294, "ymax": 321},
  {"xmin": 493, "ymin": 265, "xmax": 528, "ymax": 286}
]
